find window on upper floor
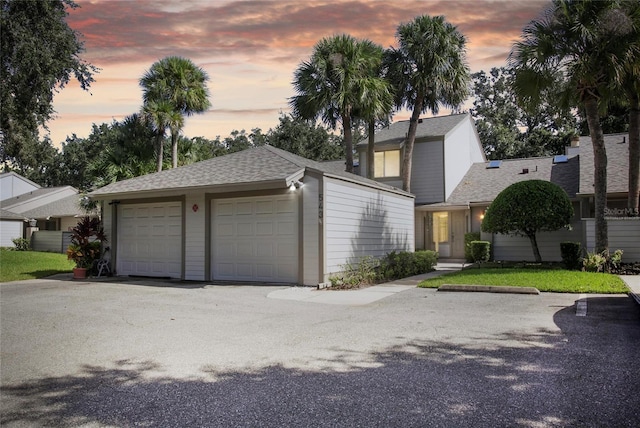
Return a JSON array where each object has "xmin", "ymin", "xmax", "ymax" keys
[{"xmin": 374, "ymin": 150, "xmax": 400, "ymax": 178}]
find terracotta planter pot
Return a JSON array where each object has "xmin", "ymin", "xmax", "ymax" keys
[{"xmin": 72, "ymin": 267, "xmax": 88, "ymax": 279}]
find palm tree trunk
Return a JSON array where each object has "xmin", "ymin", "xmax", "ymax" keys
[
  {"xmin": 528, "ymin": 233, "xmax": 542, "ymax": 263},
  {"xmin": 171, "ymin": 128, "xmax": 178, "ymax": 169},
  {"xmin": 155, "ymin": 133, "xmax": 164, "ymax": 172},
  {"xmin": 402, "ymin": 93, "xmax": 424, "ymax": 192},
  {"xmin": 367, "ymin": 120, "xmax": 375, "ymax": 179},
  {"xmin": 583, "ymin": 96, "xmax": 608, "ymax": 253},
  {"xmin": 628, "ymin": 93, "xmax": 639, "ymax": 216},
  {"xmin": 343, "ymin": 114, "xmax": 354, "ymax": 173}
]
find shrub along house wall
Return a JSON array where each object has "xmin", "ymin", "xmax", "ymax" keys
[{"xmin": 585, "ymin": 218, "xmax": 640, "ymax": 262}]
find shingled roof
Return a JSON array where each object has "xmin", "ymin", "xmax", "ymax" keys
[
  {"xmin": 0, "ymin": 208, "xmax": 24, "ymax": 220},
  {"xmin": 19, "ymin": 194, "xmax": 83, "ymax": 219},
  {"xmin": 441, "ymin": 155, "xmax": 580, "ymax": 207},
  {"xmin": 356, "ymin": 113, "xmax": 470, "ymax": 147},
  {"xmin": 90, "ymin": 145, "xmax": 408, "ymax": 198},
  {"xmin": 579, "ymin": 133, "xmax": 630, "ymax": 195}
]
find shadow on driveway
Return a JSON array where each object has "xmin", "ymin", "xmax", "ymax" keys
[{"xmin": 2, "ymin": 298, "xmax": 639, "ymax": 427}]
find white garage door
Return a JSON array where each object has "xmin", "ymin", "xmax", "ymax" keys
[
  {"xmin": 118, "ymin": 202, "xmax": 182, "ymax": 278},
  {"xmin": 0, "ymin": 220, "xmax": 22, "ymax": 247},
  {"xmin": 212, "ymin": 194, "xmax": 298, "ymax": 283}
]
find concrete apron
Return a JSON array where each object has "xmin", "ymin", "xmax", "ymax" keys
[{"xmin": 267, "ymin": 261, "xmax": 469, "ymax": 306}]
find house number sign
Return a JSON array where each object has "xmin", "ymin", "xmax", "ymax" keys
[{"xmin": 192, "ymin": 204, "xmax": 199, "ymax": 212}]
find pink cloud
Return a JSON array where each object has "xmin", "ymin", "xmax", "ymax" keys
[{"xmin": 47, "ymin": 0, "xmax": 549, "ymax": 146}]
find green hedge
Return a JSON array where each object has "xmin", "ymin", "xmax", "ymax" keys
[
  {"xmin": 560, "ymin": 241, "xmax": 582, "ymax": 270},
  {"xmin": 379, "ymin": 250, "xmax": 438, "ymax": 281},
  {"xmin": 464, "ymin": 232, "xmax": 481, "ymax": 262},
  {"xmin": 470, "ymin": 241, "xmax": 491, "ymax": 263}
]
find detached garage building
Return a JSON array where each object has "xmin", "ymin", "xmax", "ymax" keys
[{"xmin": 90, "ymin": 146, "xmax": 414, "ymax": 285}]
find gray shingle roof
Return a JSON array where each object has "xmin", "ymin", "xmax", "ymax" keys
[
  {"xmin": 19, "ymin": 194, "xmax": 84, "ymax": 219},
  {"xmin": 579, "ymin": 133, "xmax": 630, "ymax": 194},
  {"xmin": 0, "ymin": 187, "xmax": 66, "ymax": 210},
  {"xmin": 356, "ymin": 113, "xmax": 470, "ymax": 147},
  {"xmin": 90, "ymin": 145, "xmax": 408, "ymax": 197},
  {"xmin": 0, "ymin": 208, "xmax": 24, "ymax": 220},
  {"xmin": 443, "ymin": 155, "xmax": 580, "ymax": 206}
]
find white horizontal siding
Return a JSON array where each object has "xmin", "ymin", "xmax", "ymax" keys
[
  {"xmin": 324, "ymin": 178, "xmax": 414, "ymax": 277},
  {"xmin": 184, "ymin": 194, "xmax": 205, "ymax": 281},
  {"xmin": 492, "ymin": 220, "xmax": 583, "ymax": 262},
  {"xmin": 302, "ymin": 175, "xmax": 320, "ymax": 285},
  {"xmin": 0, "ymin": 220, "xmax": 22, "ymax": 247},
  {"xmin": 585, "ymin": 218, "xmax": 640, "ymax": 261}
]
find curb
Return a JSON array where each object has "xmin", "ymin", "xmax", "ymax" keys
[{"xmin": 437, "ymin": 284, "xmax": 540, "ymax": 295}]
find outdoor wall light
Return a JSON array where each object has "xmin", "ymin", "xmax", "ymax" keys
[{"xmin": 289, "ymin": 180, "xmax": 303, "ymax": 191}]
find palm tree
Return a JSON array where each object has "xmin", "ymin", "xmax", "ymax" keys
[
  {"xmin": 353, "ymin": 42, "xmax": 394, "ymax": 179},
  {"xmin": 141, "ymin": 99, "xmax": 173, "ymax": 172},
  {"xmin": 140, "ymin": 56, "xmax": 211, "ymax": 169},
  {"xmin": 510, "ymin": 0, "xmax": 633, "ymax": 252},
  {"xmin": 384, "ymin": 15, "xmax": 471, "ymax": 192},
  {"xmin": 290, "ymin": 35, "xmax": 390, "ymax": 173},
  {"xmin": 620, "ymin": 0, "xmax": 640, "ymax": 215}
]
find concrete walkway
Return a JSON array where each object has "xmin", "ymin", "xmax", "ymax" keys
[
  {"xmin": 267, "ymin": 261, "xmax": 468, "ymax": 306},
  {"xmin": 620, "ymin": 275, "xmax": 640, "ymax": 305}
]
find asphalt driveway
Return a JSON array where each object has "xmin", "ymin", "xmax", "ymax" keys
[{"xmin": 1, "ymin": 277, "xmax": 639, "ymax": 427}]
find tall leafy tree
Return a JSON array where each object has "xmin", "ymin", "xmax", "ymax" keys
[
  {"xmin": 510, "ymin": 0, "xmax": 635, "ymax": 252},
  {"xmin": 290, "ymin": 34, "xmax": 390, "ymax": 173},
  {"xmin": 384, "ymin": 15, "xmax": 470, "ymax": 192},
  {"xmin": 267, "ymin": 113, "xmax": 344, "ymax": 161},
  {"xmin": 88, "ymin": 114, "xmax": 157, "ymax": 188},
  {"xmin": 0, "ymin": 0, "xmax": 97, "ymax": 173},
  {"xmin": 470, "ymin": 67, "xmax": 577, "ymax": 160},
  {"xmin": 140, "ymin": 56, "xmax": 211, "ymax": 169}
]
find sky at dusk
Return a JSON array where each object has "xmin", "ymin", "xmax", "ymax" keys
[{"xmin": 48, "ymin": 0, "xmax": 550, "ymax": 147}]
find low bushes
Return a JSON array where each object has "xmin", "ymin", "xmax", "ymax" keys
[
  {"xmin": 469, "ymin": 241, "xmax": 491, "ymax": 263},
  {"xmin": 329, "ymin": 250, "xmax": 438, "ymax": 289},
  {"xmin": 560, "ymin": 241, "xmax": 582, "ymax": 270},
  {"xmin": 11, "ymin": 238, "xmax": 31, "ymax": 251},
  {"xmin": 464, "ymin": 232, "xmax": 480, "ymax": 262}
]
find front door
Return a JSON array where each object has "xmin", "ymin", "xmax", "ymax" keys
[
  {"xmin": 432, "ymin": 211, "xmax": 450, "ymax": 257},
  {"xmin": 450, "ymin": 211, "xmax": 467, "ymax": 259}
]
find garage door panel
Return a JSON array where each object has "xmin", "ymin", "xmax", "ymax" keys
[
  {"xmin": 237, "ymin": 222, "xmax": 253, "ymax": 236},
  {"xmin": 256, "ymin": 222, "xmax": 273, "ymax": 235},
  {"xmin": 256, "ymin": 201, "xmax": 273, "ymax": 214},
  {"xmin": 212, "ymin": 195, "xmax": 297, "ymax": 283},
  {"xmin": 117, "ymin": 202, "xmax": 182, "ymax": 278},
  {"xmin": 277, "ymin": 199, "xmax": 295, "ymax": 213},
  {"xmin": 236, "ymin": 202, "xmax": 253, "ymax": 215}
]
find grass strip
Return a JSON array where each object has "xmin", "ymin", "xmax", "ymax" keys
[
  {"xmin": 0, "ymin": 249, "xmax": 75, "ymax": 282},
  {"xmin": 418, "ymin": 267, "xmax": 629, "ymax": 294}
]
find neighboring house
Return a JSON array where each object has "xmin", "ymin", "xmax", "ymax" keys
[
  {"xmin": 0, "ymin": 185, "xmax": 80, "ymax": 230},
  {"xmin": 360, "ymin": 114, "xmax": 638, "ymax": 262},
  {"xmin": 356, "ymin": 113, "xmax": 486, "ymax": 258},
  {"xmin": 0, "ymin": 172, "xmax": 41, "ymax": 201},
  {"xmin": 89, "ymin": 145, "xmax": 414, "ymax": 285},
  {"xmin": 578, "ymin": 134, "xmax": 640, "ymax": 260},
  {"xmin": 0, "ymin": 172, "xmax": 86, "ymax": 250},
  {"xmin": 0, "ymin": 208, "xmax": 25, "ymax": 247}
]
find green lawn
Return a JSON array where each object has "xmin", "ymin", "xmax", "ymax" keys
[
  {"xmin": 418, "ymin": 267, "xmax": 629, "ymax": 294},
  {"xmin": 0, "ymin": 249, "xmax": 75, "ymax": 282}
]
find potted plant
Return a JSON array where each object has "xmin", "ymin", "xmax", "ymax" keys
[{"xmin": 66, "ymin": 216, "xmax": 107, "ymax": 279}]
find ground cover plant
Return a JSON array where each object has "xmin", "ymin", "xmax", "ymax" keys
[
  {"xmin": 0, "ymin": 248, "xmax": 75, "ymax": 282},
  {"xmin": 418, "ymin": 266, "xmax": 628, "ymax": 294}
]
